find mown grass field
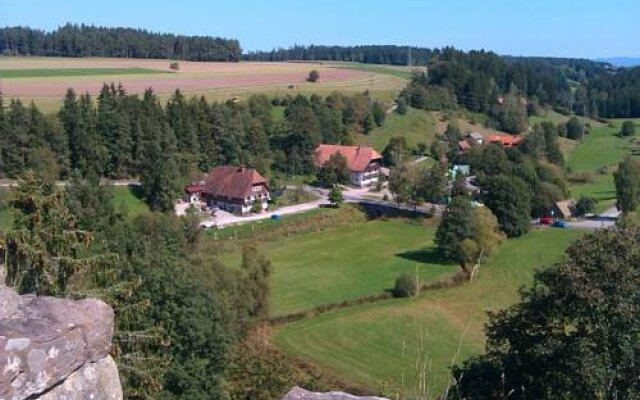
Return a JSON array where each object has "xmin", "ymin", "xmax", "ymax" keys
[
  {"xmin": 218, "ymin": 218, "xmax": 458, "ymax": 316},
  {"xmin": 275, "ymin": 228, "xmax": 584, "ymax": 396},
  {"xmin": 0, "ymin": 67, "xmax": 169, "ymax": 78},
  {"xmin": 357, "ymin": 108, "xmax": 437, "ymax": 151},
  {"xmin": 327, "ymin": 62, "xmax": 423, "ymax": 80}
]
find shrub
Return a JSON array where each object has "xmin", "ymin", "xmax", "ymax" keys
[
  {"xmin": 393, "ymin": 272, "xmax": 417, "ymax": 298},
  {"xmin": 620, "ymin": 120, "xmax": 636, "ymax": 137},
  {"xmin": 169, "ymin": 62, "xmax": 179, "ymax": 70},
  {"xmin": 575, "ymin": 196, "xmax": 596, "ymax": 216},
  {"xmin": 307, "ymin": 70, "xmax": 320, "ymax": 82}
]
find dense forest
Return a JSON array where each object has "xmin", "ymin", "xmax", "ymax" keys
[
  {"xmin": 0, "ymin": 86, "xmax": 386, "ymax": 210},
  {"xmin": 244, "ymin": 44, "xmax": 432, "ymax": 65},
  {"xmin": 0, "ymin": 24, "xmax": 241, "ymax": 61},
  {"xmin": 400, "ymin": 47, "xmax": 640, "ymax": 124}
]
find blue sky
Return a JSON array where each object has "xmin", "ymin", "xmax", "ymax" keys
[{"xmin": 1, "ymin": 0, "xmax": 639, "ymax": 58}]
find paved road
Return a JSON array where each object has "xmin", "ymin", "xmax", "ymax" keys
[
  {"xmin": 566, "ymin": 207, "xmax": 620, "ymax": 230},
  {"xmin": 198, "ymin": 184, "xmax": 440, "ymax": 229}
]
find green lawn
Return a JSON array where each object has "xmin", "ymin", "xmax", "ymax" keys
[
  {"xmin": 218, "ymin": 218, "xmax": 458, "ymax": 316},
  {"xmin": 328, "ymin": 63, "xmax": 418, "ymax": 80},
  {"xmin": 0, "ymin": 208, "xmax": 14, "ymax": 230},
  {"xmin": 275, "ymin": 229, "xmax": 584, "ymax": 396},
  {"xmin": 0, "ymin": 68, "xmax": 169, "ymax": 78},
  {"xmin": 357, "ymin": 108, "xmax": 437, "ymax": 151},
  {"xmin": 566, "ymin": 119, "xmax": 640, "ymax": 210},
  {"xmin": 111, "ymin": 186, "xmax": 149, "ymax": 217},
  {"xmin": 567, "ymin": 124, "xmax": 630, "ymax": 172}
]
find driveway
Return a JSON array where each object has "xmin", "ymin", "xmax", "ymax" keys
[
  {"xmin": 200, "ymin": 197, "xmax": 327, "ymax": 228},
  {"xmin": 566, "ymin": 206, "xmax": 620, "ymax": 230}
]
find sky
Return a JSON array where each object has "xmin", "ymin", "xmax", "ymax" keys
[{"xmin": 1, "ymin": 0, "xmax": 639, "ymax": 59}]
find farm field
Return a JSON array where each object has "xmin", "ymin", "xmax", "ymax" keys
[
  {"xmin": 218, "ymin": 218, "xmax": 459, "ymax": 316},
  {"xmin": 0, "ymin": 57, "xmax": 407, "ymax": 111},
  {"xmin": 275, "ymin": 228, "xmax": 584, "ymax": 396},
  {"xmin": 0, "ymin": 67, "xmax": 168, "ymax": 78}
]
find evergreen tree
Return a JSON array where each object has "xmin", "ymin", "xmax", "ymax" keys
[
  {"xmin": 435, "ymin": 195, "xmax": 474, "ymax": 264},
  {"xmin": 614, "ymin": 157, "xmax": 640, "ymax": 213},
  {"xmin": 482, "ymin": 175, "xmax": 531, "ymax": 237}
]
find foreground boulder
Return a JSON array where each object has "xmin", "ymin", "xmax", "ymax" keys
[
  {"xmin": 0, "ymin": 285, "xmax": 122, "ymax": 400},
  {"xmin": 282, "ymin": 386, "xmax": 389, "ymax": 400}
]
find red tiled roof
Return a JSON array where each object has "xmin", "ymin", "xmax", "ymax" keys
[
  {"xmin": 314, "ymin": 144, "xmax": 382, "ymax": 172},
  {"xmin": 204, "ymin": 166, "xmax": 267, "ymax": 200},
  {"xmin": 487, "ymin": 134, "xmax": 523, "ymax": 147},
  {"xmin": 185, "ymin": 183, "xmax": 205, "ymax": 194}
]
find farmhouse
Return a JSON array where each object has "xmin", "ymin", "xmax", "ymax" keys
[
  {"xmin": 457, "ymin": 132, "xmax": 484, "ymax": 153},
  {"xmin": 487, "ymin": 134, "xmax": 523, "ymax": 148},
  {"xmin": 314, "ymin": 144, "xmax": 382, "ymax": 187},
  {"xmin": 203, "ymin": 166, "xmax": 270, "ymax": 215}
]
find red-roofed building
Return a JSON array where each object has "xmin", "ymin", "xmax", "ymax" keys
[
  {"xmin": 487, "ymin": 134, "xmax": 523, "ymax": 148},
  {"xmin": 203, "ymin": 166, "xmax": 269, "ymax": 215},
  {"xmin": 184, "ymin": 181, "xmax": 206, "ymax": 204},
  {"xmin": 314, "ymin": 144, "xmax": 382, "ymax": 186}
]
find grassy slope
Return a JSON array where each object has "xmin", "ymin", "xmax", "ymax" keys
[
  {"xmin": 356, "ymin": 108, "xmax": 437, "ymax": 151},
  {"xmin": 327, "ymin": 63, "xmax": 420, "ymax": 80},
  {"xmin": 567, "ymin": 119, "xmax": 640, "ymax": 210},
  {"xmin": 218, "ymin": 219, "xmax": 458, "ymax": 316},
  {"xmin": 0, "ymin": 68, "xmax": 169, "ymax": 78},
  {"xmin": 275, "ymin": 229, "xmax": 584, "ymax": 395}
]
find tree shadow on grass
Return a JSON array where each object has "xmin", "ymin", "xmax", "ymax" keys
[
  {"xmin": 129, "ymin": 184, "xmax": 145, "ymax": 200},
  {"xmin": 395, "ymin": 246, "xmax": 452, "ymax": 266}
]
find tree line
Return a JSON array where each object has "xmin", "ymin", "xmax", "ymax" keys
[
  {"xmin": 244, "ymin": 44, "xmax": 433, "ymax": 66},
  {"xmin": 0, "ymin": 24, "xmax": 241, "ymax": 61},
  {"xmin": 0, "ymin": 86, "xmax": 386, "ymax": 210}
]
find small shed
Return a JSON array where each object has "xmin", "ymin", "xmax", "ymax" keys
[{"xmin": 552, "ymin": 199, "xmax": 577, "ymax": 220}]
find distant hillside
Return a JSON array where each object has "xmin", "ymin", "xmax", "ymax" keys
[
  {"xmin": 595, "ymin": 57, "xmax": 640, "ymax": 67},
  {"xmin": 0, "ymin": 24, "xmax": 241, "ymax": 61}
]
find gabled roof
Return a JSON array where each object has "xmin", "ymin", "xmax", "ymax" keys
[
  {"xmin": 314, "ymin": 144, "xmax": 382, "ymax": 172},
  {"xmin": 487, "ymin": 134, "xmax": 523, "ymax": 147},
  {"xmin": 554, "ymin": 199, "xmax": 576, "ymax": 218},
  {"xmin": 204, "ymin": 166, "xmax": 267, "ymax": 199}
]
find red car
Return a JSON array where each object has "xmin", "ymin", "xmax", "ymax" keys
[{"xmin": 540, "ymin": 216, "xmax": 554, "ymax": 225}]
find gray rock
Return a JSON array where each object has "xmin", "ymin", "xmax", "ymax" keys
[
  {"xmin": 38, "ymin": 356, "xmax": 122, "ymax": 400},
  {"xmin": 0, "ymin": 285, "xmax": 121, "ymax": 400},
  {"xmin": 282, "ymin": 387, "xmax": 389, "ymax": 400}
]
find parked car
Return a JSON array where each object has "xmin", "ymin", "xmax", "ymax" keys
[
  {"xmin": 552, "ymin": 219, "xmax": 569, "ymax": 228},
  {"xmin": 540, "ymin": 216, "xmax": 554, "ymax": 225}
]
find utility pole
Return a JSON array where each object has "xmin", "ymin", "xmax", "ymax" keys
[{"xmin": 407, "ymin": 47, "xmax": 412, "ymax": 66}]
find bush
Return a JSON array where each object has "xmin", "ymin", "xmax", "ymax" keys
[
  {"xmin": 620, "ymin": 120, "xmax": 636, "ymax": 137},
  {"xmin": 169, "ymin": 62, "xmax": 179, "ymax": 70},
  {"xmin": 393, "ymin": 272, "xmax": 417, "ymax": 298},
  {"xmin": 575, "ymin": 196, "xmax": 596, "ymax": 216},
  {"xmin": 307, "ymin": 70, "xmax": 320, "ymax": 82}
]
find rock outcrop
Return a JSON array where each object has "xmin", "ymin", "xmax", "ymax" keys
[
  {"xmin": 0, "ymin": 285, "xmax": 123, "ymax": 400},
  {"xmin": 282, "ymin": 387, "xmax": 389, "ymax": 400}
]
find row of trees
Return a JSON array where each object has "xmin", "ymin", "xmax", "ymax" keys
[
  {"xmin": 0, "ymin": 24, "xmax": 241, "ymax": 61},
  {"xmin": 0, "ymin": 87, "xmax": 386, "ymax": 210},
  {"xmin": 244, "ymin": 44, "xmax": 433, "ymax": 65}
]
